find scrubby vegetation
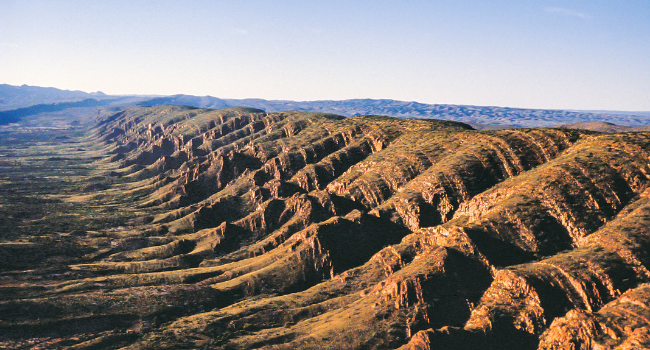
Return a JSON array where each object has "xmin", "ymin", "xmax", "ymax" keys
[{"xmin": 2, "ymin": 105, "xmax": 650, "ymax": 349}]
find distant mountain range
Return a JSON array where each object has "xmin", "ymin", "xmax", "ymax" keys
[
  {"xmin": 2, "ymin": 83, "xmax": 650, "ymax": 128},
  {"xmin": 137, "ymin": 95, "xmax": 650, "ymax": 128},
  {"xmin": 0, "ymin": 84, "xmax": 110, "ymax": 111}
]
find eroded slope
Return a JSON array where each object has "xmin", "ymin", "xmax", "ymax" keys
[{"xmin": 2, "ymin": 106, "xmax": 650, "ymax": 350}]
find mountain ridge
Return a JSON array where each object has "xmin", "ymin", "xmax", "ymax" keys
[
  {"xmin": 0, "ymin": 83, "xmax": 111, "ymax": 111},
  {"xmin": 2, "ymin": 105, "xmax": 650, "ymax": 348},
  {"xmin": 3, "ymin": 83, "xmax": 650, "ymax": 128}
]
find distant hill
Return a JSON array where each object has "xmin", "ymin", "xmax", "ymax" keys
[
  {"xmin": 554, "ymin": 121, "xmax": 636, "ymax": 133},
  {"xmin": 136, "ymin": 94, "xmax": 230, "ymax": 109},
  {"xmin": 0, "ymin": 84, "xmax": 112, "ymax": 111},
  {"xmin": 554, "ymin": 121, "xmax": 650, "ymax": 133}
]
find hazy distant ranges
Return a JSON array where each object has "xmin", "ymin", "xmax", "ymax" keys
[
  {"xmin": 2, "ymin": 84, "xmax": 650, "ymax": 128},
  {"xmin": 137, "ymin": 94, "xmax": 650, "ymax": 128}
]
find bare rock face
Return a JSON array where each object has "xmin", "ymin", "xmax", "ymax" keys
[
  {"xmin": 539, "ymin": 284, "xmax": 650, "ymax": 350},
  {"xmin": 4, "ymin": 105, "xmax": 650, "ymax": 350}
]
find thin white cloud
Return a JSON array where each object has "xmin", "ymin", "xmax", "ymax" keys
[
  {"xmin": 545, "ymin": 7, "xmax": 591, "ymax": 19},
  {"xmin": 234, "ymin": 28, "xmax": 249, "ymax": 35},
  {"xmin": 0, "ymin": 42, "xmax": 19, "ymax": 48}
]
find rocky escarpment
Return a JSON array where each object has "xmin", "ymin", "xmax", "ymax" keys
[
  {"xmin": 539, "ymin": 283, "xmax": 650, "ymax": 350},
  {"xmin": 3, "ymin": 105, "xmax": 650, "ymax": 350}
]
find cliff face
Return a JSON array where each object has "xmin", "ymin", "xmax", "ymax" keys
[{"xmin": 3, "ymin": 105, "xmax": 650, "ymax": 350}]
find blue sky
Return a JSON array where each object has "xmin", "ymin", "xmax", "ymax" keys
[{"xmin": 1, "ymin": 0, "xmax": 649, "ymax": 111}]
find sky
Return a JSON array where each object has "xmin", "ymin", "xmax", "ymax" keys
[{"xmin": 1, "ymin": 1, "xmax": 649, "ymax": 111}]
